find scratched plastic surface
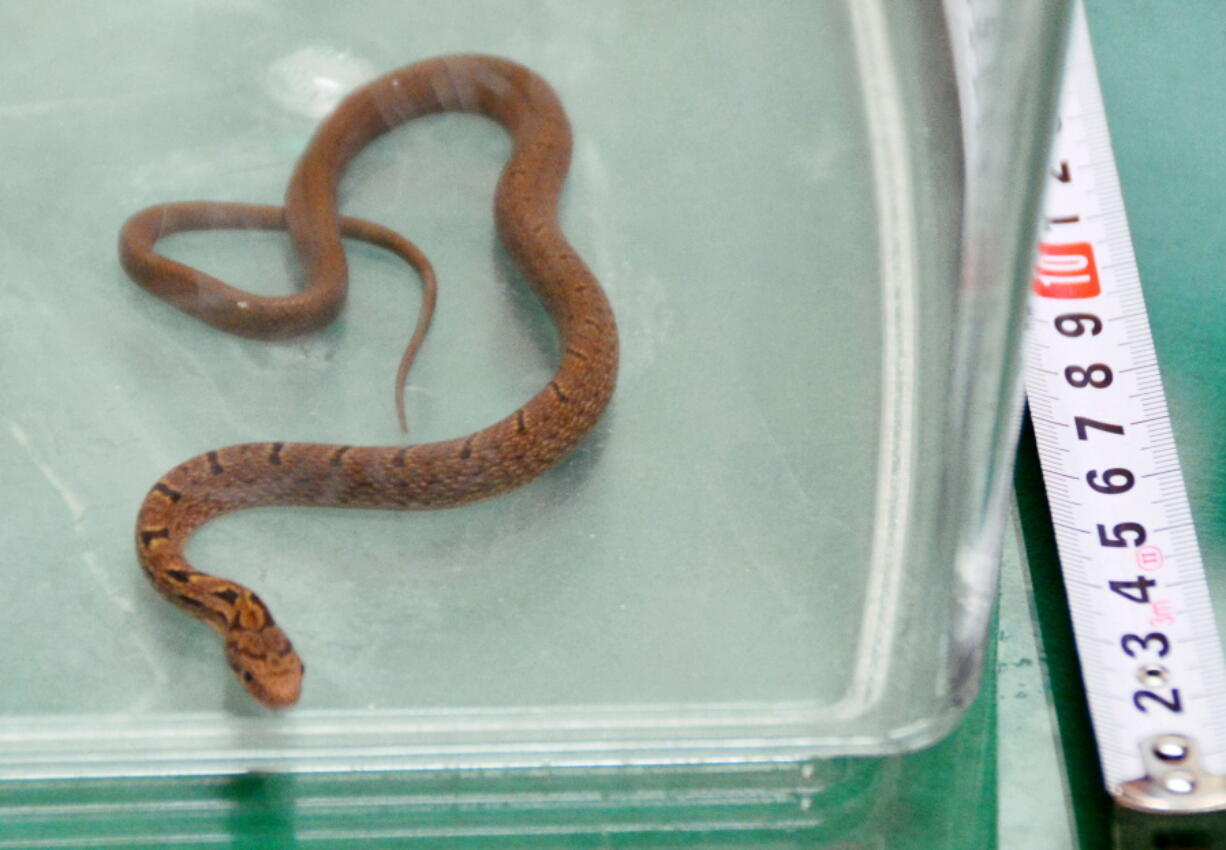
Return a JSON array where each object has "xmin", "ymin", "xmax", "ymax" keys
[{"xmin": 0, "ymin": 0, "xmax": 1066, "ymax": 778}]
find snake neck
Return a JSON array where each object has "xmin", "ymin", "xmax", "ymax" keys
[{"xmin": 135, "ymin": 496, "xmax": 306, "ymax": 709}]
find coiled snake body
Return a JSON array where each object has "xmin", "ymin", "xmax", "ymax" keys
[{"xmin": 118, "ymin": 55, "xmax": 618, "ymax": 708}]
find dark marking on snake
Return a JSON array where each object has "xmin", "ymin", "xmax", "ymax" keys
[
  {"xmin": 140, "ymin": 527, "xmax": 171, "ymax": 548},
  {"xmin": 153, "ymin": 482, "xmax": 182, "ymax": 503},
  {"xmin": 246, "ymin": 594, "xmax": 274, "ymax": 623}
]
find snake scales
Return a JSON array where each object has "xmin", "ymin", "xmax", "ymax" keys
[{"xmin": 118, "ymin": 55, "xmax": 619, "ymax": 708}]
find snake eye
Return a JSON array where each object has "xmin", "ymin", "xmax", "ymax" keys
[{"xmin": 243, "ymin": 671, "xmax": 254, "ymax": 683}]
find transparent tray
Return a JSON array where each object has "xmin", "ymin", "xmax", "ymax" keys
[{"xmin": 0, "ymin": 0, "xmax": 1067, "ymax": 778}]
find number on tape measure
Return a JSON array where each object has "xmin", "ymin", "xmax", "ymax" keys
[{"xmin": 1033, "ymin": 241, "xmax": 1101, "ymax": 298}]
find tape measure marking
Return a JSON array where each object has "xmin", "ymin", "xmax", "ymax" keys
[{"xmin": 1024, "ymin": 0, "xmax": 1226, "ymax": 813}]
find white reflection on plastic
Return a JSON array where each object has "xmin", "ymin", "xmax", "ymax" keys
[{"xmin": 265, "ymin": 46, "xmax": 377, "ymax": 119}]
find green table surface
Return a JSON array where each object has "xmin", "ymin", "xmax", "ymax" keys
[{"xmin": 1, "ymin": 2, "xmax": 1222, "ymax": 847}]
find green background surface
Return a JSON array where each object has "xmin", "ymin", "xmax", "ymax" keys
[{"xmin": 1, "ymin": 1, "xmax": 1222, "ymax": 847}]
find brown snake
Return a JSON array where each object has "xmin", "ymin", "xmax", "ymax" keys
[{"xmin": 118, "ymin": 55, "xmax": 618, "ymax": 709}]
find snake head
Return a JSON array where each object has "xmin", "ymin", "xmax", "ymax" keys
[{"xmin": 224, "ymin": 624, "xmax": 304, "ymax": 709}]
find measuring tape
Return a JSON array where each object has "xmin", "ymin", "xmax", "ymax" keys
[{"xmin": 1024, "ymin": 1, "xmax": 1226, "ymax": 814}]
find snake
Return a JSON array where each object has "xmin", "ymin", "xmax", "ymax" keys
[{"xmin": 117, "ymin": 55, "xmax": 619, "ymax": 709}]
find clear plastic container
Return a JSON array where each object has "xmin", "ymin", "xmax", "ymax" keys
[{"xmin": 0, "ymin": 0, "xmax": 1068, "ymax": 780}]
